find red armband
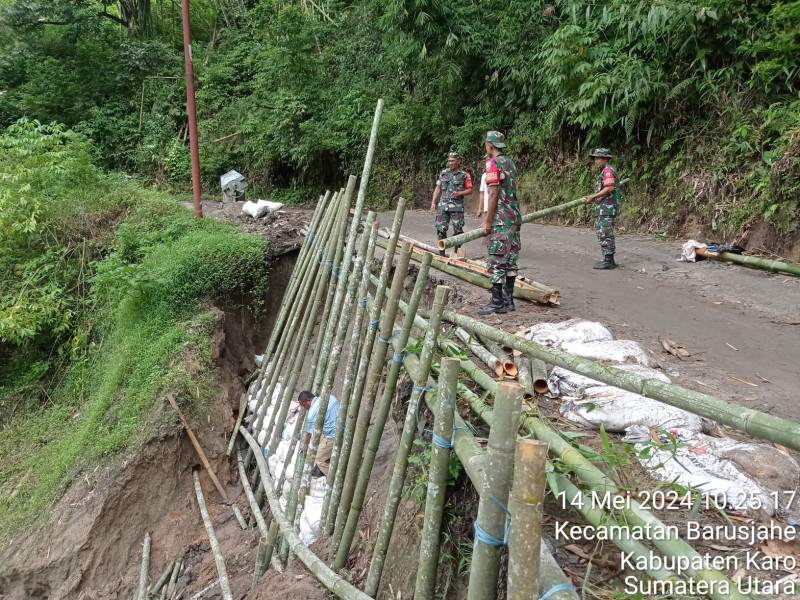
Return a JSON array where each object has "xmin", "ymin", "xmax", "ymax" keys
[{"xmin": 485, "ymin": 159, "xmax": 500, "ymax": 185}]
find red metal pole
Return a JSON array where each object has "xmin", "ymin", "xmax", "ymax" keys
[{"xmin": 181, "ymin": 0, "xmax": 203, "ymax": 218}]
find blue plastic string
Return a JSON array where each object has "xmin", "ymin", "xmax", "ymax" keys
[
  {"xmin": 473, "ymin": 494, "xmax": 511, "ymax": 547},
  {"xmin": 358, "ymin": 296, "xmax": 371, "ymax": 307},
  {"xmin": 263, "ymin": 447, "xmax": 270, "ymax": 458},
  {"xmin": 369, "ymin": 316, "xmax": 382, "ymax": 329},
  {"xmin": 347, "ymin": 284, "xmax": 358, "ymax": 293},
  {"xmin": 378, "ymin": 332, "xmax": 395, "ymax": 344},
  {"xmin": 393, "ymin": 351, "xmax": 409, "ymax": 364},
  {"xmin": 430, "ymin": 425, "xmax": 468, "ymax": 449},
  {"xmin": 539, "ymin": 583, "xmax": 576, "ymax": 600}
]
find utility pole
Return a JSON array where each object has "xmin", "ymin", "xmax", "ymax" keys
[{"xmin": 180, "ymin": 0, "xmax": 203, "ymax": 218}]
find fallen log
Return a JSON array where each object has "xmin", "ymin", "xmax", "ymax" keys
[{"xmin": 696, "ymin": 247, "xmax": 800, "ymax": 277}]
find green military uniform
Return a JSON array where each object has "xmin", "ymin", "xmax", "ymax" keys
[
  {"xmin": 589, "ymin": 148, "xmax": 621, "ymax": 269},
  {"xmin": 478, "ymin": 131, "xmax": 522, "ymax": 315},
  {"xmin": 435, "ymin": 160, "xmax": 472, "ymax": 241}
]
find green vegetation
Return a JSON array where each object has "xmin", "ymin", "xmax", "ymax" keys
[
  {"xmin": 1, "ymin": 0, "xmax": 799, "ymax": 238},
  {"xmin": 0, "ymin": 120, "xmax": 270, "ymax": 538}
]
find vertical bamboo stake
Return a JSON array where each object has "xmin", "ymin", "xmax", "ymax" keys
[
  {"xmin": 332, "ymin": 199, "xmax": 409, "ymax": 545},
  {"xmin": 165, "ymin": 561, "xmax": 180, "ymax": 599},
  {"xmin": 277, "ymin": 409, "xmax": 307, "ymax": 492},
  {"xmin": 254, "ymin": 536, "xmax": 269, "ymax": 582},
  {"xmin": 313, "ymin": 99, "xmax": 383, "ymax": 391},
  {"xmin": 136, "ymin": 532, "xmax": 151, "ymax": 600},
  {"xmin": 414, "ymin": 357, "xmax": 459, "ymax": 600},
  {"xmin": 321, "ymin": 220, "xmax": 380, "ymax": 532},
  {"xmin": 467, "ymin": 381, "xmax": 524, "ymax": 600},
  {"xmin": 151, "ymin": 561, "xmax": 174, "ymax": 596},
  {"xmin": 507, "ymin": 439, "xmax": 547, "ymax": 600},
  {"xmin": 356, "ymin": 286, "xmax": 451, "ymax": 576},
  {"xmin": 192, "ymin": 470, "xmax": 234, "ymax": 600}
]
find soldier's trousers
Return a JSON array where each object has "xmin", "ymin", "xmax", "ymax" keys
[
  {"xmin": 488, "ymin": 226, "xmax": 520, "ymax": 284},
  {"xmin": 595, "ymin": 215, "xmax": 615, "ymax": 255},
  {"xmin": 435, "ymin": 209, "xmax": 465, "ymax": 238}
]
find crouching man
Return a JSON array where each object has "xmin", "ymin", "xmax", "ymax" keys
[{"xmin": 298, "ymin": 390, "xmax": 339, "ymax": 478}]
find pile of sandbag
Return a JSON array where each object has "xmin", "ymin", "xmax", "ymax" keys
[
  {"xmin": 625, "ymin": 426, "xmax": 800, "ymax": 517},
  {"xmin": 525, "ymin": 320, "xmax": 702, "ymax": 433},
  {"xmin": 242, "ymin": 199, "xmax": 285, "ymax": 218}
]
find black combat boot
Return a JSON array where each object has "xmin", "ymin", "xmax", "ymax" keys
[
  {"xmin": 504, "ymin": 276, "xmax": 516, "ymax": 311},
  {"xmin": 477, "ymin": 284, "xmax": 507, "ymax": 315},
  {"xmin": 593, "ymin": 254, "xmax": 617, "ymax": 270}
]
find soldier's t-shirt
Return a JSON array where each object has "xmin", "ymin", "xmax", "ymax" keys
[
  {"xmin": 594, "ymin": 165, "xmax": 620, "ymax": 216},
  {"xmin": 484, "ymin": 155, "xmax": 521, "ymax": 228},
  {"xmin": 437, "ymin": 168, "xmax": 472, "ymax": 212}
]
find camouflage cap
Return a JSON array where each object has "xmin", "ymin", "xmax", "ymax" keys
[
  {"xmin": 486, "ymin": 131, "xmax": 506, "ymax": 148},
  {"xmin": 589, "ymin": 148, "xmax": 614, "ymax": 158},
  {"xmin": 448, "ymin": 152, "xmax": 463, "ymax": 159}
]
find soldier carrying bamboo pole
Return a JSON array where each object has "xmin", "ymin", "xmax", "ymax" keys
[
  {"xmin": 582, "ymin": 148, "xmax": 621, "ymax": 270},
  {"xmin": 478, "ymin": 131, "xmax": 521, "ymax": 315}
]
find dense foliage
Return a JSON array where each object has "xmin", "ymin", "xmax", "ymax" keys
[
  {"xmin": 1, "ymin": 0, "xmax": 798, "ymax": 235},
  {"xmin": 0, "ymin": 120, "xmax": 271, "ymax": 537}
]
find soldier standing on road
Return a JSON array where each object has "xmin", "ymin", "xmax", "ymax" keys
[
  {"xmin": 430, "ymin": 152, "xmax": 472, "ymax": 256},
  {"xmin": 582, "ymin": 148, "xmax": 620, "ymax": 270},
  {"xmin": 478, "ymin": 131, "xmax": 521, "ymax": 315}
]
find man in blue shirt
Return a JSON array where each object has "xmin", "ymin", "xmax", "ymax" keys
[{"xmin": 298, "ymin": 390, "xmax": 340, "ymax": 478}]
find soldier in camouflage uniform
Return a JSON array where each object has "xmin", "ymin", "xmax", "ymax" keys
[
  {"xmin": 582, "ymin": 148, "xmax": 621, "ymax": 270},
  {"xmin": 478, "ymin": 131, "xmax": 522, "ymax": 315},
  {"xmin": 430, "ymin": 152, "xmax": 472, "ymax": 256}
]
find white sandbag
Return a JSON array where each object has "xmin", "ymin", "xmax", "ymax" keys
[
  {"xmin": 526, "ymin": 319, "xmax": 613, "ymax": 347},
  {"xmin": 625, "ymin": 426, "xmax": 800, "ymax": 517},
  {"xmin": 561, "ymin": 339, "xmax": 652, "ymax": 367},
  {"xmin": 308, "ymin": 475, "xmax": 328, "ymax": 499},
  {"xmin": 254, "ymin": 354, "xmax": 264, "ymax": 367},
  {"xmin": 242, "ymin": 199, "xmax": 284, "ymax": 218},
  {"xmin": 299, "ymin": 496, "xmax": 324, "ymax": 545},
  {"xmin": 550, "ymin": 364, "xmax": 706, "ymax": 433}
]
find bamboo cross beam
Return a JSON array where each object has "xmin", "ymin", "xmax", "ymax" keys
[
  {"xmin": 439, "ymin": 309, "xmax": 800, "ymax": 451},
  {"xmin": 167, "ymin": 394, "xmax": 228, "ymax": 501}
]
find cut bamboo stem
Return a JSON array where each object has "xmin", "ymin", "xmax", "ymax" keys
[
  {"xmin": 192, "ymin": 470, "xmax": 234, "ymax": 600},
  {"xmin": 415, "ymin": 357, "xmax": 459, "ymax": 600},
  {"xmin": 361, "ymin": 285, "xmax": 450, "ymax": 579},
  {"xmin": 467, "ymin": 381, "xmax": 524, "ymax": 600},
  {"xmin": 334, "ymin": 238, "xmax": 412, "ymax": 554},
  {"xmin": 696, "ymin": 247, "xmax": 800, "ymax": 277},
  {"xmin": 167, "ymin": 395, "xmax": 228, "ymax": 501},
  {"xmin": 529, "ymin": 358, "xmax": 549, "ymax": 394},
  {"xmin": 253, "ymin": 536, "xmax": 269, "ymax": 582},
  {"xmin": 238, "ymin": 427, "xmax": 374, "ymax": 600},
  {"xmin": 507, "ymin": 440, "xmax": 547, "ymax": 600},
  {"xmin": 480, "ymin": 336, "xmax": 518, "ymax": 378},
  {"xmin": 232, "ymin": 505, "xmax": 247, "ymax": 530},
  {"xmin": 321, "ymin": 219, "xmax": 379, "ymax": 532},
  {"xmin": 514, "ymin": 356, "xmax": 535, "ymax": 397},
  {"xmin": 331, "ymin": 200, "xmax": 409, "ymax": 545},
  {"xmin": 151, "ymin": 561, "xmax": 174, "ymax": 596},
  {"xmin": 136, "ymin": 532, "xmax": 151, "ymax": 600},
  {"xmin": 441, "ymin": 309, "xmax": 800, "ymax": 451},
  {"xmin": 454, "ymin": 326, "xmax": 503, "ymax": 376}
]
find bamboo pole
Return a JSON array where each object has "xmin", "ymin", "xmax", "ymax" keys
[
  {"xmin": 232, "ymin": 505, "xmax": 247, "ymax": 530},
  {"xmin": 167, "ymin": 394, "xmax": 228, "ymax": 501},
  {"xmin": 514, "ymin": 356, "xmax": 535, "ymax": 397},
  {"xmin": 238, "ymin": 427, "xmax": 375, "ymax": 600},
  {"xmin": 454, "ymin": 326, "xmax": 503, "ymax": 377},
  {"xmin": 339, "ymin": 236, "xmax": 411, "ymax": 546},
  {"xmin": 330, "ymin": 200, "xmax": 409, "ymax": 544},
  {"xmin": 192, "ymin": 470, "xmax": 233, "ymax": 600},
  {"xmin": 151, "ymin": 561, "xmax": 174, "ymax": 596},
  {"xmin": 321, "ymin": 220, "xmax": 379, "ymax": 534},
  {"xmin": 467, "ymin": 381, "xmax": 523, "ymax": 600},
  {"xmin": 165, "ymin": 561, "xmax": 180, "ymax": 599},
  {"xmin": 696, "ymin": 247, "xmax": 800, "ymax": 277},
  {"xmin": 333, "ymin": 241, "xmax": 414, "ymax": 560},
  {"xmin": 235, "ymin": 448, "xmax": 269, "ymax": 539},
  {"xmin": 479, "ymin": 336, "xmax": 518, "ymax": 378},
  {"xmin": 136, "ymin": 532, "xmax": 151, "ymax": 600},
  {"xmin": 359, "ymin": 286, "xmax": 450, "ymax": 577},
  {"xmin": 440, "ymin": 309, "xmax": 800, "ymax": 450},
  {"xmin": 254, "ymin": 536, "xmax": 269, "ymax": 581},
  {"xmin": 507, "ymin": 440, "xmax": 547, "ymax": 600},
  {"xmin": 529, "ymin": 358, "xmax": 549, "ymax": 394},
  {"xmin": 439, "ymin": 187, "xmax": 631, "ymax": 250},
  {"xmin": 277, "ymin": 409, "xmax": 307, "ymax": 492},
  {"xmin": 190, "ymin": 579, "xmax": 220, "ymax": 600},
  {"xmin": 375, "ymin": 238, "xmax": 556, "ymax": 305},
  {"xmin": 226, "ymin": 392, "xmax": 247, "ymax": 456},
  {"xmin": 415, "ymin": 357, "xmax": 459, "ymax": 600}
]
